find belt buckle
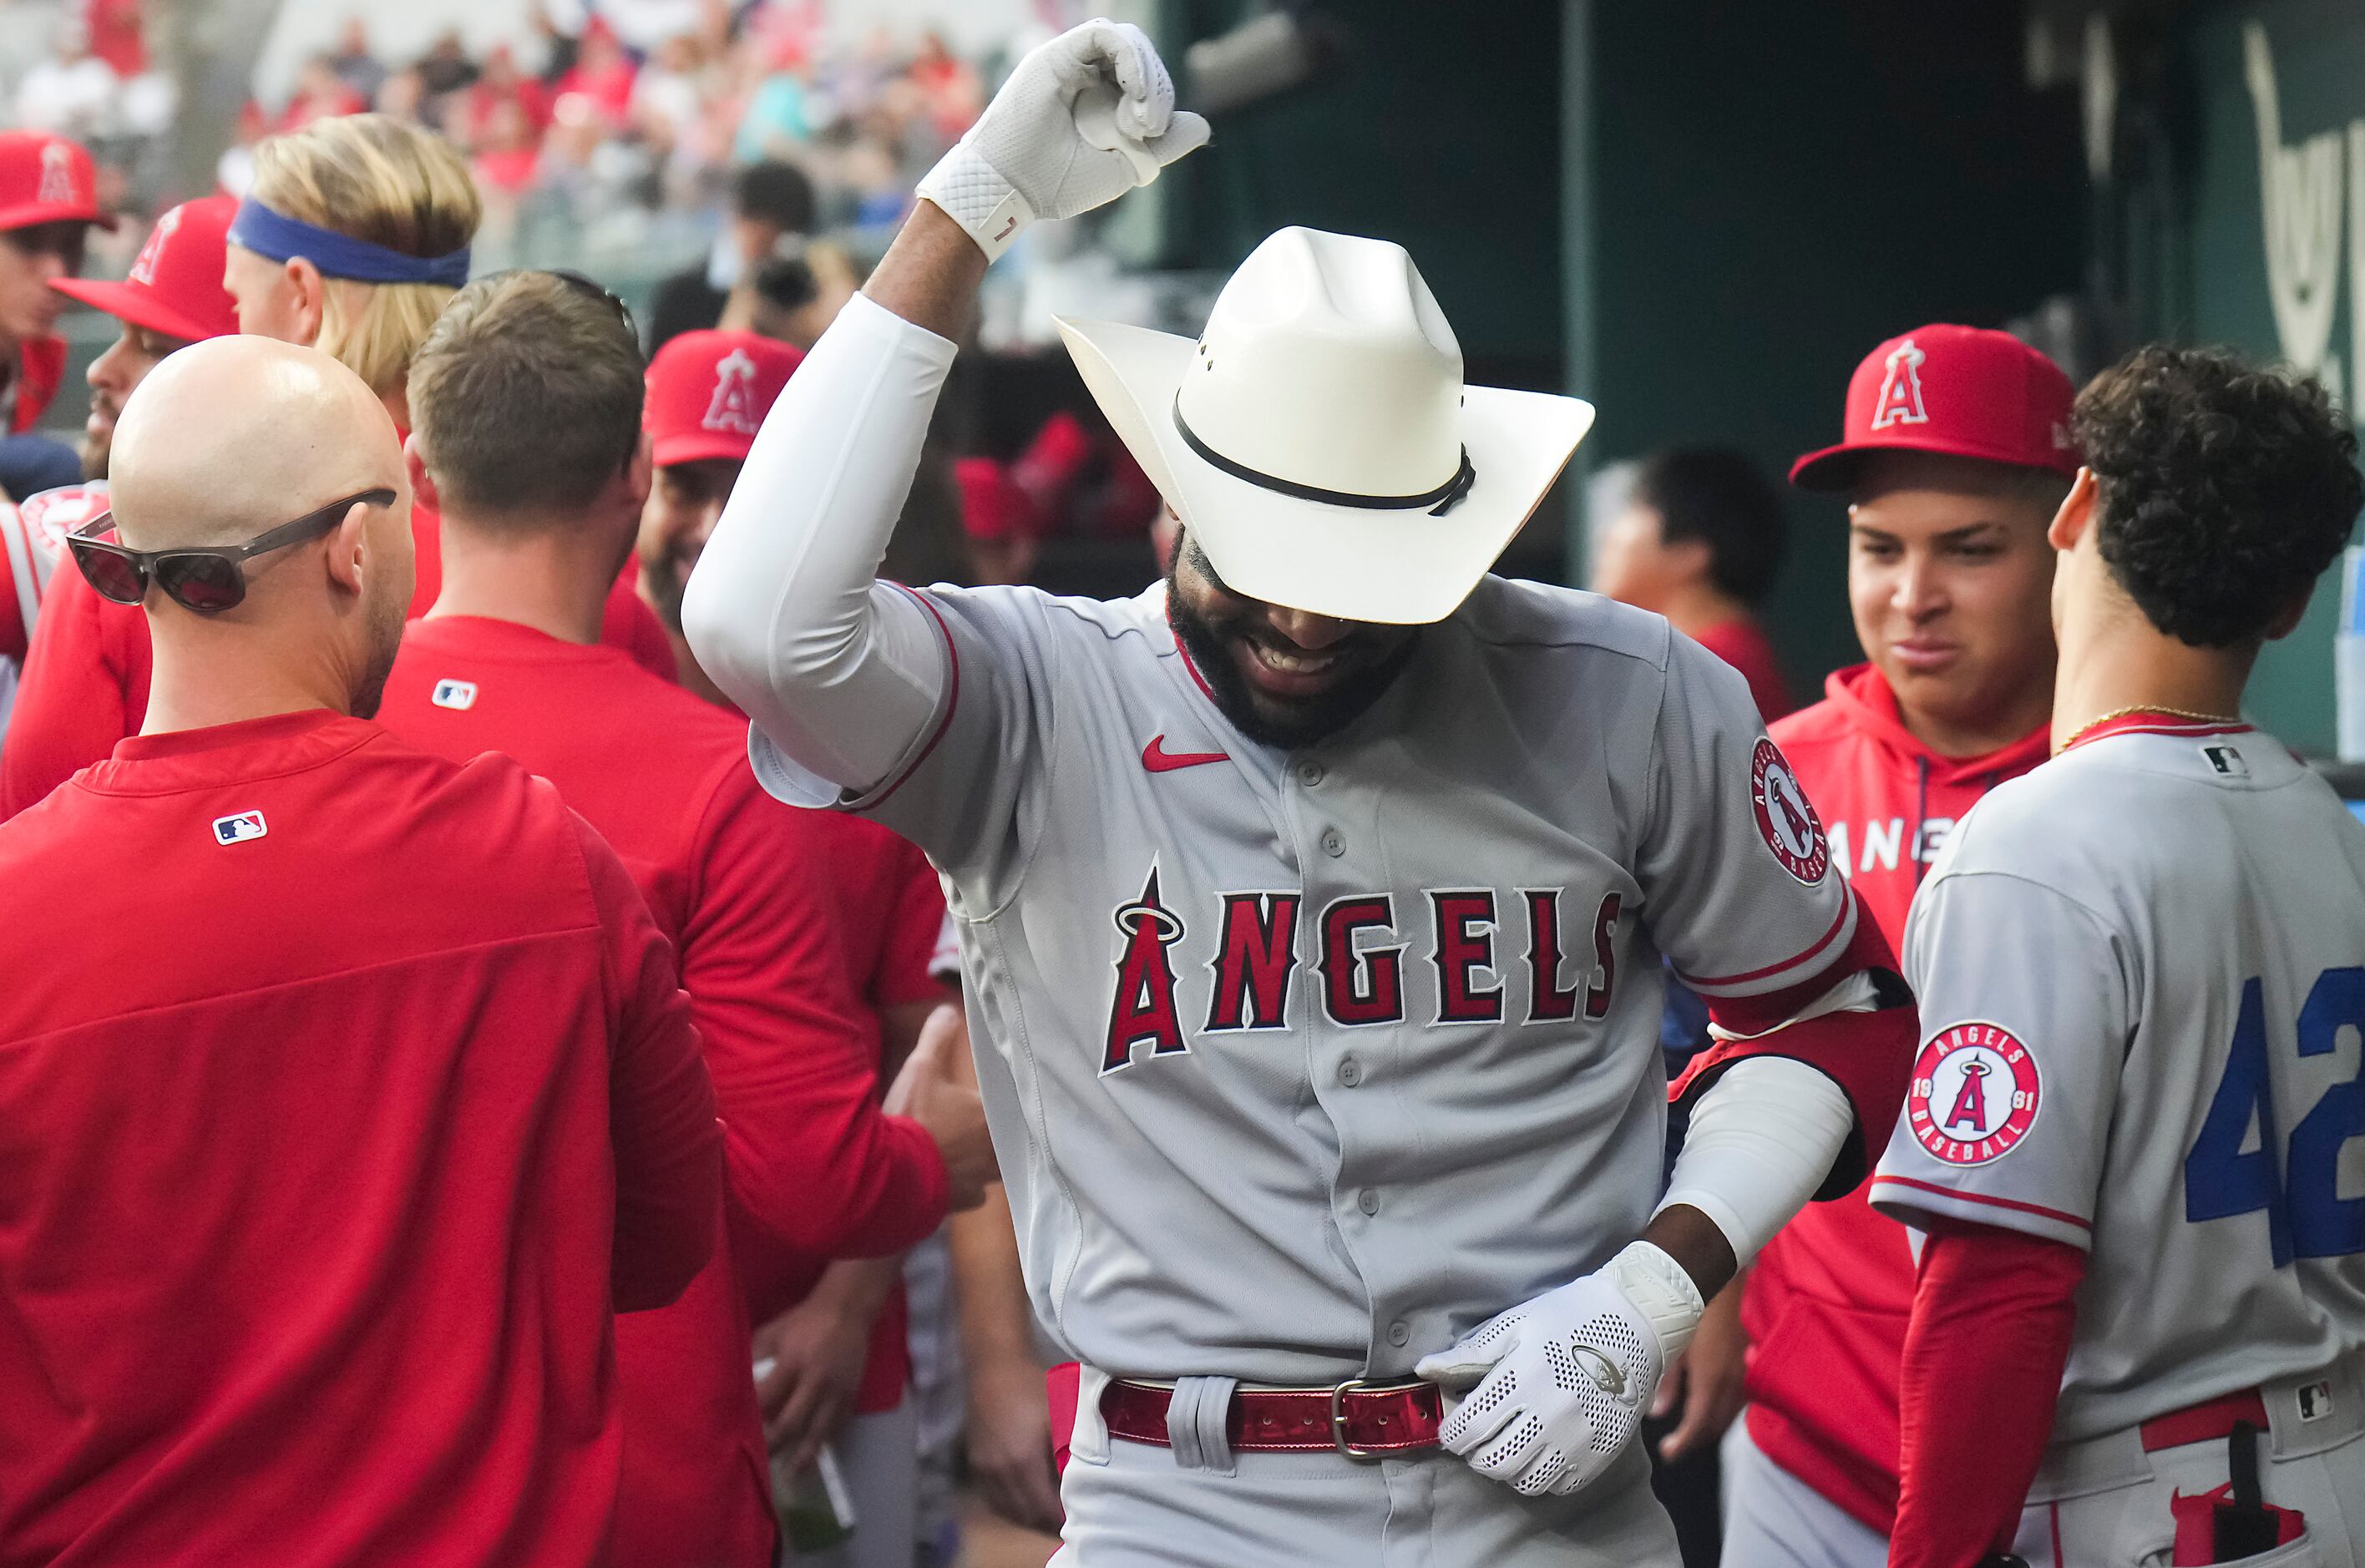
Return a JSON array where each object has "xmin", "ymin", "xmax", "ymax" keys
[{"xmin": 1329, "ymin": 1377, "xmax": 1382, "ymax": 1461}]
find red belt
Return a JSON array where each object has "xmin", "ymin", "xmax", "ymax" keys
[
  {"xmin": 2140, "ymin": 1388, "xmax": 2271, "ymax": 1454},
  {"xmin": 1100, "ymin": 1377, "xmax": 1443, "ymax": 1458}
]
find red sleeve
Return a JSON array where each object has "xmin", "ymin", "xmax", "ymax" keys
[
  {"xmin": 0, "ymin": 539, "xmax": 23, "ymax": 663},
  {"xmin": 1891, "ymin": 1223, "xmax": 2084, "ymax": 1568},
  {"xmin": 1, "ymin": 566, "xmax": 144, "ymax": 820},
  {"xmin": 601, "ymin": 570, "xmax": 677, "ymax": 682},
  {"xmin": 1669, "ymin": 885, "xmax": 1917, "ymax": 1193},
  {"xmin": 873, "ymin": 836, "xmax": 950, "ymax": 1009},
  {"xmin": 688, "ymin": 768, "xmax": 950, "ymax": 1271},
  {"xmin": 572, "ymin": 810, "xmax": 722, "ymax": 1313}
]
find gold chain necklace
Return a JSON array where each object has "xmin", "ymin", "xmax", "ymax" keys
[{"xmin": 2059, "ymin": 703, "xmax": 2242, "ymax": 751}]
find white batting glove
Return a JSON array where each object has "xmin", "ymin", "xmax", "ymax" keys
[
  {"xmin": 915, "ymin": 18, "xmax": 1211, "ymax": 261},
  {"xmin": 1415, "ymin": 1242, "xmax": 1705, "ymax": 1498}
]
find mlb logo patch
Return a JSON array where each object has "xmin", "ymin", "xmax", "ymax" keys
[
  {"xmin": 2298, "ymin": 1380, "xmax": 2333, "ymax": 1423},
  {"xmin": 2205, "ymin": 744, "xmax": 2248, "ymax": 777},
  {"xmin": 431, "ymin": 678, "xmax": 479, "ymax": 711},
  {"xmin": 211, "ymin": 810, "xmax": 268, "ymax": 846}
]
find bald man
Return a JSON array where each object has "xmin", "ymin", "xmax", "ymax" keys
[{"xmin": 0, "ymin": 336, "xmax": 723, "ymax": 1568}]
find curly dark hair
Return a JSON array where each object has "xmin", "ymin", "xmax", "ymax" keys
[{"xmin": 2072, "ymin": 345, "xmax": 2362, "ymax": 647}]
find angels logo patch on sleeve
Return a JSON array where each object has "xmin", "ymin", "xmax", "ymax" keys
[
  {"xmin": 1907, "ymin": 1022, "xmax": 2041, "ymax": 1166},
  {"xmin": 1750, "ymin": 737, "xmax": 1831, "ymax": 884}
]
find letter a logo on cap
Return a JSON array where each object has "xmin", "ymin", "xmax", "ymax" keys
[
  {"xmin": 702, "ymin": 348, "xmax": 762, "ymax": 436},
  {"xmin": 128, "ymin": 205, "xmax": 180, "ymax": 287},
  {"xmin": 36, "ymin": 140, "xmax": 74, "ymax": 206},
  {"xmin": 1870, "ymin": 337, "xmax": 1929, "ymax": 430}
]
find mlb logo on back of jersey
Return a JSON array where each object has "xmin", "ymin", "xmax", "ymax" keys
[
  {"xmin": 211, "ymin": 810, "xmax": 268, "ymax": 846},
  {"xmin": 2205, "ymin": 743, "xmax": 2248, "ymax": 777},
  {"xmin": 431, "ymin": 678, "xmax": 479, "ymax": 711}
]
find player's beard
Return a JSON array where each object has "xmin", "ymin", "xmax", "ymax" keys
[
  {"xmin": 348, "ymin": 574, "xmax": 409, "ymax": 721},
  {"xmin": 1165, "ymin": 549, "xmax": 1420, "ymax": 750}
]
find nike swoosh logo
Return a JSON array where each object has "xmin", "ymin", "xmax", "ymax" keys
[{"xmin": 1142, "ymin": 736, "xmax": 1228, "ymax": 773}]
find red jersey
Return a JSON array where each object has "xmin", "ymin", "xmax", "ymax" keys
[
  {"xmin": 1689, "ymin": 615, "xmax": 1793, "ymax": 721},
  {"xmin": 379, "ymin": 615, "xmax": 951, "ymax": 1565},
  {"xmin": 1740, "ymin": 662, "xmax": 2047, "ymax": 1533},
  {"xmin": 7, "ymin": 336, "xmax": 64, "ymax": 433},
  {"xmin": 0, "ymin": 710, "xmax": 720, "ymax": 1568},
  {"xmin": 0, "ymin": 511, "xmax": 671, "ymax": 818}
]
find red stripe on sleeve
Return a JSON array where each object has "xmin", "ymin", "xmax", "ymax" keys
[
  {"xmin": 853, "ymin": 586, "xmax": 961, "ymax": 813},
  {"xmin": 1872, "ymin": 1174, "xmax": 2093, "ymax": 1234}
]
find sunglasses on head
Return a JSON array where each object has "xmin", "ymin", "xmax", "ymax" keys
[{"xmin": 69, "ymin": 488, "xmax": 398, "ymax": 614}]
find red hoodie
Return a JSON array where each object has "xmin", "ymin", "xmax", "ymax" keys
[{"xmin": 1740, "ymin": 662, "xmax": 2048, "ymax": 1535}]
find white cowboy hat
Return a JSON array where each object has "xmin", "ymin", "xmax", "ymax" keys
[{"xmin": 1057, "ymin": 226, "xmax": 1594, "ymax": 625}]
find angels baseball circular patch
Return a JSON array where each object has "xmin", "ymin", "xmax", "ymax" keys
[
  {"xmin": 1907, "ymin": 1022, "xmax": 2041, "ymax": 1166},
  {"xmin": 1750, "ymin": 738, "xmax": 1830, "ymax": 884}
]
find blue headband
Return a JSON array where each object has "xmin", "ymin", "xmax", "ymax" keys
[{"xmin": 228, "ymin": 196, "xmax": 470, "ymax": 288}]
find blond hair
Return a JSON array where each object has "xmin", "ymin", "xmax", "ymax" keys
[{"xmin": 248, "ymin": 114, "xmax": 481, "ymax": 397}]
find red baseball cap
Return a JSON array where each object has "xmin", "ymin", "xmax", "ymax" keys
[
  {"xmin": 1789, "ymin": 323, "xmax": 2078, "ymax": 491},
  {"xmin": 646, "ymin": 330, "xmax": 805, "ymax": 466},
  {"xmin": 51, "ymin": 195, "xmax": 240, "ymax": 344},
  {"xmin": 0, "ymin": 130, "xmax": 116, "ymax": 231}
]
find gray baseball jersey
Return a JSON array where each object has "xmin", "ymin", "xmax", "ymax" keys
[
  {"xmin": 750, "ymin": 574, "xmax": 1860, "ymax": 1384},
  {"xmin": 1871, "ymin": 716, "xmax": 2365, "ymax": 1444}
]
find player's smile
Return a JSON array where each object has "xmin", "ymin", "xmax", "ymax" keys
[{"xmin": 1167, "ymin": 534, "xmax": 1419, "ymax": 747}]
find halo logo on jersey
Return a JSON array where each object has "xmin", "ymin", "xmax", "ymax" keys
[
  {"xmin": 1104, "ymin": 868, "xmax": 1188, "ymax": 1072},
  {"xmin": 1871, "ymin": 337, "xmax": 1929, "ymax": 429},
  {"xmin": 1750, "ymin": 738, "xmax": 1830, "ymax": 884},
  {"xmin": 702, "ymin": 349, "xmax": 762, "ymax": 436},
  {"xmin": 211, "ymin": 810, "xmax": 268, "ymax": 846},
  {"xmin": 1907, "ymin": 1021, "xmax": 2040, "ymax": 1165},
  {"xmin": 430, "ymin": 678, "xmax": 479, "ymax": 711}
]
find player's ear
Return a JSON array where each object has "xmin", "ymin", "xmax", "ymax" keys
[
  {"xmin": 2047, "ymin": 468, "xmax": 2095, "ymax": 554},
  {"xmin": 324, "ymin": 493, "xmax": 372, "ymax": 599},
  {"xmin": 285, "ymin": 257, "xmax": 328, "ymax": 348},
  {"xmin": 626, "ymin": 431, "xmax": 654, "ymax": 512},
  {"xmin": 403, "ymin": 435, "xmax": 443, "ymax": 518}
]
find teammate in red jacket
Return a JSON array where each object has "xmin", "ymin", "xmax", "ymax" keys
[
  {"xmin": 375, "ymin": 272, "xmax": 994, "ymax": 1568},
  {"xmin": 641, "ymin": 323, "xmax": 965, "ymax": 1555},
  {"xmin": 0, "ymin": 331, "xmax": 722, "ymax": 1568},
  {"xmin": 1714, "ymin": 324, "xmax": 2078, "ymax": 1565}
]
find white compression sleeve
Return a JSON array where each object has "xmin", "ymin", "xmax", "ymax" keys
[
  {"xmin": 681, "ymin": 291, "xmax": 960, "ymax": 795},
  {"xmin": 1655, "ymin": 1055, "xmax": 1854, "ymax": 1267}
]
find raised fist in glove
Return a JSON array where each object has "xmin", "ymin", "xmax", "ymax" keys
[
  {"xmin": 1415, "ymin": 1242, "xmax": 1705, "ymax": 1499},
  {"xmin": 916, "ymin": 18, "xmax": 1210, "ymax": 260}
]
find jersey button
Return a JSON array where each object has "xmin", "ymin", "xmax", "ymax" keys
[
  {"xmin": 1297, "ymin": 760, "xmax": 1325, "ymax": 787},
  {"xmin": 1386, "ymin": 1321, "xmax": 1410, "ymax": 1348},
  {"xmin": 1319, "ymin": 828, "xmax": 1345, "ymax": 857},
  {"xmin": 1358, "ymin": 1188, "xmax": 1380, "ymax": 1216},
  {"xmin": 1338, "ymin": 1057, "xmax": 1362, "ymax": 1086}
]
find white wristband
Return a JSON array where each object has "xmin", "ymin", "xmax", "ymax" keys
[{"xmin": 916, "ymin": 147, "xmax": 1036, "ymax": 263}]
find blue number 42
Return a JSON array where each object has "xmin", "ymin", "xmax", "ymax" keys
[{"xmin": 2184, "ymin": 969, "xmax": 2365, "ymax": 1263}]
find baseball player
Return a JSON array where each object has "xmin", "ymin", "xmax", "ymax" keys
[
  {"xmin": 1871, "ymin": 346, "xmax": 2365, "ymax": 1565},
  {"xmin": 685, "ymin": 23, "xmax": 1917, "ymax": 1565},
  {"xmin": 1719, "ymin": 326, "xmax": 2077, "ymax": 1565},
  {"xmin": 0, "ymin": 129, "xmax": 112, "ymax": 440},
  {"xmin": 0, "ymin": 195, "xmax": 240, "ymax": 745}
]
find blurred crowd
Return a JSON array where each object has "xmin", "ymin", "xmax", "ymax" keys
[{"xmin": 6, "ymin": 0, "xmax": 995, "ymax": 266}]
